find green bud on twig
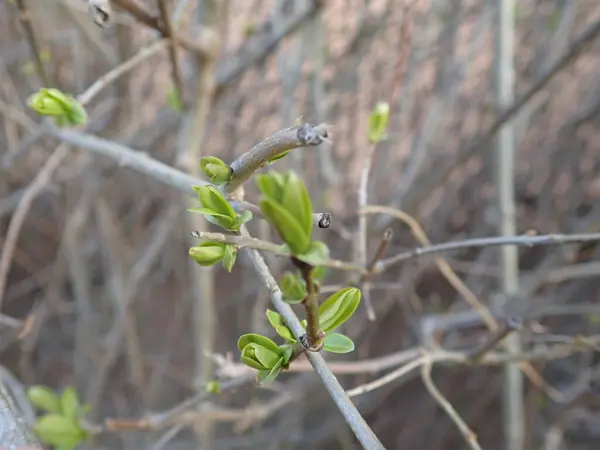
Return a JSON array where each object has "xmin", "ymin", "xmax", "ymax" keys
[
  {"xmin": 200, "ymin": 156, "xmax": 232, "ymax": 185},
  {"xmin": 27, "ymin": 88, "xmax": 88, "ymax": 127}
]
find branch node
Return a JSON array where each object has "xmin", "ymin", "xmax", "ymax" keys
[{"xmin": 297, "ymin": 123, "xmax": 327, "ymax": 146}]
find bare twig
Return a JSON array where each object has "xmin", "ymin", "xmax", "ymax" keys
[
  {"xmin": 0, "ymin": 36, "xmax": 172, "ymax": 308},
  {"xmin": 421, "ymin": 360, "xmax": 482, "ymax": 450},
  {"xmin": 112, "ymin": 0, "xmax": 217, "ymax": 58},
  {"xmin": 387, "ymin": 18, "xmax": 600, "ymax": 222},
  {"xmin": 157, "ymin": 0, "xmax": 183, "ymax": 104},
  {"xmin": 356, "ymin": 143, "xmax": 377, "ymax": 321},
  {"xmin": 375, "ymin": 231, "xmax": 600, "ymax": 272},
  {"xmin": 225, "ymin": 123, "xmax": 329, "ymax": 195},
  {"xmin": 14, "ymin": 0, "xmax": 51, "ymax": 86},
  {"xmin": 190, "ymin": 230, "xmax": 364, "ymax": 273}
]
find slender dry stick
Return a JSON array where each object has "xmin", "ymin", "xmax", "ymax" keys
[
  {"xmin": 112, "ymin": 0, "xmax": 216, "ymax": 58},
  {"xmin": 361, "ymin": 205, "xmax": 562, "ymax": 399},
  {"xmin": 421, "ymin": 360, "xmax": 483, "ymax": 450},
  {"xmin": 14, "ymin": 0, "xmax": 51, "ymax": 86},
  {"xmin": 494, "ymin": 2, "xmax": 524, "ymax": 448},
  {"xmin": 382, "ymin": 18, "xmax": 600, "ymax": 227},
  {"xmin": 375, "ymin": 232, "xmax": 600, "ymax": 271},
  {"xmin": 0, "ymin": 38, "xmax": 171, "ymax": 307},
  {"xmin": 357, "ymin": 143, "xmax": 377, "ymax": 321},
  {"xmin": 190, "ymin": 230, "xmax": 364, "ymax": 273},
  {"xmin": 157, "ymin": 0, "xmax": 183, "ymax": 104},
  {"xmin": 347, "ymin": 355, "xmax": 428, "ymax": 398}
]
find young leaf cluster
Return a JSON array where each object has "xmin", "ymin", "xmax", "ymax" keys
[
  {"xmin": 189, "ymin": 185, "xmax": 252, "ymax": 232},
  {"xmin": 27, "ymin": 88, "xmax": 88, "ymax": 127},
  {"xmin": 27, "ymin": 385, "xmax": 91, "ymax": 450},
  {"xmin": 238, "ymin": 287, "xmax": 361, "ymax": 382}
]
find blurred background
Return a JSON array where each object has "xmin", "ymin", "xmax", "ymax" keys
[{"xmin": 1, "ymin": 0, "xmax": 600, "ymax": 449}]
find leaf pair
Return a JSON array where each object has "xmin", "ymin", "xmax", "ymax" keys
[
  {"xmin": 189, "ymin": 242, "xmax": 237, "ymax": 272},
  {"xmin": 257, "ymin": 171, "xmax": 313, "ymax": 255},
  {"xmin": 200, "ymin": 156, "xmax": 232, "ymax": 185},
  {"xmin": 27, "ymin": 88, "xmax": 88, "ymax": 127},
  {"xmin": 190, "ymin": 185, "xmax": 252, "ymax": 232},
  {"xmin": 265, "ymin": 308, "xmax": 354, "ymax": 354},
  {"xmin": 28, "ymin": 386, "xmax": 90, "ymax": 450},
  {"xmin": 238, "ymin": 333, "xmax": 293, "ymax": 384}
]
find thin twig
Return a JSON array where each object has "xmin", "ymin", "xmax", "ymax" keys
[
  {"xmin": 375, "ymin": 230, "xmax": 600, "ymax": 272},
  {"xmin": 225, "ymin": 123, "xmax": 329, "ymax": 195},
  {"xmin": 14, "ymin": 0, "xmax": 51, "ymax": 86},
  {"xmin": 0, "ymin": 37, "xmax": 172, "ymax": 308},
  {"xmin": 362, "ymin": 205, "xmax": 562, "ymax": 399},
  {"xmin": 157, "ymin": 0, "xmax": 183, "ymax": 105},
  {"xmin": 357, "ymin": 143, "xmax": 377, "ymax": 321},
  {"xmin": 421, "ymin": 360, "xmax": 483, "ymax": 450},
  {"xmin": 112, "ymin": 0, "xmax": 217, "ymax": 58},
  {"xmin": 190, "ymin": 230, "xmax": 365, "ymax": 273},
  {"xmin": 390, "ymin": 18, "xmax": 600, "ymax": 221}
]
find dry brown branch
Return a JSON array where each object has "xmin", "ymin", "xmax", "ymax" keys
[
  {"xmin": 421, "ymin": 360, "xmax": 482, "ymax": 450},
  {"xmin": 14, "ymin": 0, "xmax": 51, "ymax": 86},
  {"xmin": 0, "ymin": 34, "xmax": 173, "ymax": 310},
  {"xmin": 112, "ymin": 0, "xmax": 217, "ymax": 58}
]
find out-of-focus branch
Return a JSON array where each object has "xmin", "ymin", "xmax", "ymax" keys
[
  {"xmin": 0, "ymin": 381, "xmax": 42, "ymax": 449},
  {"xmin": 375, "ymin": 231, "xmax": 600, "ymax": 272},
  {"xmin": 494, "ymin": 2, "xmax": 523, "ymax": 449},
  {"xmin": 383, "ymin": 18, "xmax": 600, "ymax": 224},
  {"xmin": 14, "ymin": 0, "xmax": 51, "ymax": 86},
  {"xmin": 421, "ymin": 361, "xmax": 483, "ymax": 450},
  {"xmin": 157, "ymin": 0, "xmax": 183, "ymax": 103},
  {"xmin": 0, "ymin": 36, "xmax": 172, "ymax": 308},
  {"xmin": 112, "ymin": 0, "xmax": 218, "ymax": 58}
]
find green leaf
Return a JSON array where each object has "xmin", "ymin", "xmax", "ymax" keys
[
  {"xmin": 319, "ymin": 287, "xmax": 361, "ymax": 333},
  {"xmin": 189, "ymin": 242, "xmax": 226, "ymax": 266},
  {"xmin": 282, "ymin": 171, "xmax": 313, "ymax": 238},
  {"xmin": 256, "ymin": 172, "xmax": 286, "ymax": 203},
  {"xmin": 241, "ymin": 345, "xmax": 269, "ymax": 370},
  {"xmin": 222, "ymin": 245, "xmax": 237, "ymax": 273},
  {"xmin": 200, "ymin": 157, "xmax": 231, "ymax": 185},
  {"xmin": 257, "ymin": 358, "xmax": 283, "ymax": 384},
  {"xmin": 34, "ymin": 414, "xmax": 83, "ymax": 448},
  {"xmin": 323, "ymin": 333, "xmax": 355, "ymax": 354},
  {"xmin": 368, "ymin": 101, "xmax": 390, "ymax": 143},
  {"xmin": 27, "ymin": 386, "xmax": 61, "ymax": 413},
  {"xmin": 193, "ymin": 185, "xmax": 237, "ymax": 229},
  {"xmin": 296, "ymin": 241, "xmax": 330, "ymax": 266},
  {"xmin": 254, "ymin": 345, "xmax": 281, "ymax": 368},
  {"xmin": 281, "ymin": 271, "xmax": 306, "ymax": 304},
  {"xmin": 267, "ymin": 150, "xmax": 291, "ymax": 165},
  {"xmin": 260, "ymin": 199, "xmax": 311, "ymax": 255},
  {"xmin": 60, "ymin": 387, "xmax": 80, "ymax": 421},
  {"xmin": 279, "ymin": 344, "xmax": 294, "ymax": 365},
  {"xmin": 187, "ymin": 207, "xmax": 235, "ymax": 229},
  {"xmin": 237, "ymin": 333, "xmax": 281, "ymax": 354}
]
